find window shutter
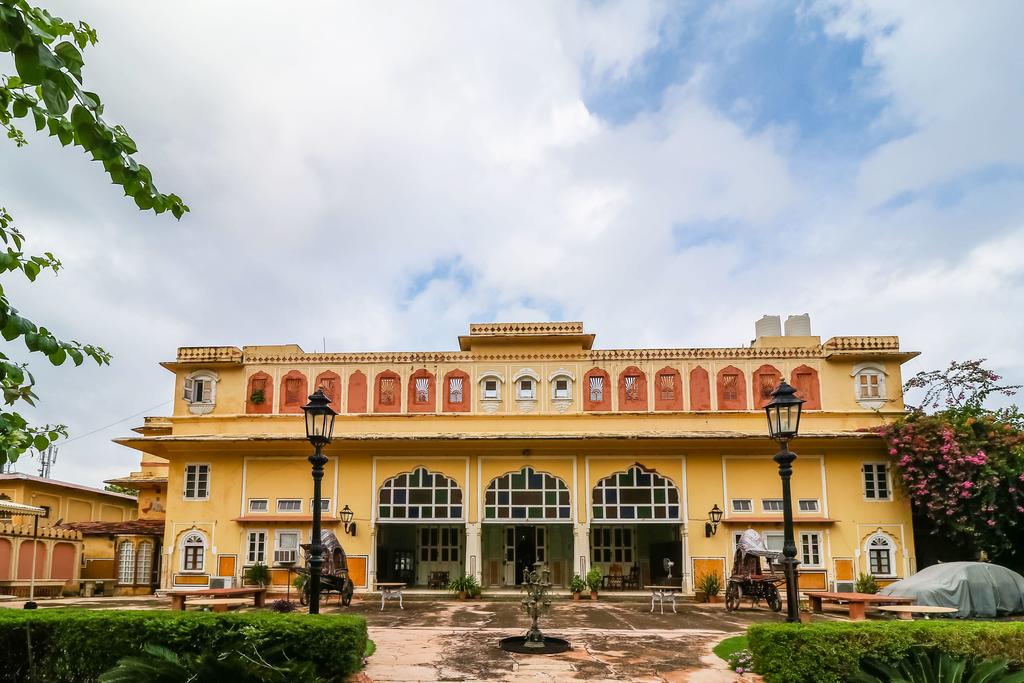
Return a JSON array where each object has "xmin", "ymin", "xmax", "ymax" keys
[
  {"xmin": 200, "ymin": 379, "xmax": 212, "ymax": 402},
  {"xmin": 183, "ymin": 377, "xmax": 194, "ymax": 402}
]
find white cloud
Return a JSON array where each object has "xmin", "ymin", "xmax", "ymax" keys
[{"xmin": 0, "ymin": 1, "xmax": 1020, "ymax": 486}]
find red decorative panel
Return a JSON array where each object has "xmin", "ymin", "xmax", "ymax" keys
[
  {"xmin": 442, "ymin": 369, "xmax": 471, "ymax": 412},
  {"xmin": 314, "ymin": 371, "xmax": 342, "ymax": 414},
  {"xmin": 17, "ymin": 540, "xmax": 46, "ymax": 580},
  {"xmin": 617, "ymin": 366, "xmax": 648, "ymax": 411},
  {"xmin": 373, "ymin": 370, "xmax": 402, "ymax": 413},
  {"xmin": 279, "ymin": 370, "xmax": 308, "ymax": 414},
  {"xmin": 653, "ymin": 366, "xmax": 683, "ymax": 411},
  {"xmin": 407, "ymin": 368, "xmax": 436, "ymax": 413},
  {"xmin": 51, "ymin": 542, "xmax": 76, "ymax": 580},
  {"xmin": 689, "ymin": 366, "xmax": 711, "ymax": 410},
  {"xmin": 716, "ymin": 365, "xmax": 747, "ymax": 410},
  {"xmin": 753, "ymin": 364, "xmax": 783, "ymax": 409},
  {"xmin": 246, "ymin": 371, "xmax": 273, "ymax": 415},
  {"xmin": 791, "ymin": 365, "xmax": 822, "ymax": 410},
  {"xmin": 583, "ymin": 368, "xmax": 611, "ymax": 412},
  {"xmin": 0, "ymin": 538, "xmax": 11, "ymax": 581},
  {"xmin": 347, "ymin": 370, "xmax": 367, "ymax": 414}
]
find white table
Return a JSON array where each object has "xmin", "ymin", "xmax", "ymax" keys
[
  {"xmin": 376, "ymin": 582, "xmax": 406, "ymax": 611},
  {"xmin": 645, "ymin": 585, "xmax": 680, "ymax": 614}
]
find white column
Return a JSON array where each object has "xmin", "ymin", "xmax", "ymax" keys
[
  {"xmin": 465, "ymin": 522, "xmax": 482, "ymax": 582},
  {"xmin": 368, "ymin": 524, "xmax": 377, "ymax": 587},
  {"xmin": 573, "ymin": 522, "xmax": 590, "ymax": 578},
  {"xmin": 680, "ymin": 523, "xmax": 689, "ymax": 592}
]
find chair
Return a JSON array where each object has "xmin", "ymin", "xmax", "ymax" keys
[
  {"xmin": 607, "ymin": 564, "xmax": 624, "ymax": 590},
  {"xmin": 427, "ymin": 571, "xmax": 449, "ymax": 589},
  {"xmin": 623, "ymin": 565, "xmax": 641, "ymax": 590}
]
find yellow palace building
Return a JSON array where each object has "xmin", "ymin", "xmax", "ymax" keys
[{"xmin": 116, "ymin": 318, "xmax": 918, "ymax": 594}]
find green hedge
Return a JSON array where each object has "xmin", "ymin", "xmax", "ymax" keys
[
  {"xmin": 748, "ymin": 621, "xmax": 1024, "ymax": 683},
  {"xmin": 0, "ymin": 609, "xmax": 367, "ymax": 682}
]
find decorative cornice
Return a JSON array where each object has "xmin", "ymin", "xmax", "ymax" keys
[
  {"xmin": 469, "ymin": 321, "xmax": 585, "ymax": 336},
  {"xmin": 176, "ymin": 346, "xmax": 243, "ymax": 363}
]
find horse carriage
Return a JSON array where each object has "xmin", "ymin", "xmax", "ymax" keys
[
  {"xmin": 295, "ymin": 530, "xmax": 355, "ymax": 607},
  {"xmin": 724, "ymin": 529, "xmax": 784, "ymax": 612}
]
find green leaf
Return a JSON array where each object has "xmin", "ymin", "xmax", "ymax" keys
[
  {"xmin": 12, "ymin": 99, "xmax": 28, "ymax": 118},
  {"xmin": 13, "ymin": 45, "xmax": 47, "ymax": 85},
  {"xmin": 1, "ymin": 315, "xmax": 22, "ymax": 342},
  {"xmin": 47, "ymin": 348, "xmax": 66, "ymax": 366},
  {"xmin": 67, "ymin": 348, "xmax": 83, "ymax": 366},
  {"xmin": 32, "ymin": 108, "xmax": 46, "ymax": 131},
  {"xmin": 23, "ymin": 260, "xmax": 40, "ymax": 282},
  {"xmin": 53, "ymin": 41, "xmax": 84, "ymax": 78},
  {"xmin": 32, "ymin": 434, "xmax": 49, "ymax": 451},
  {"xmin": 41, "ymin": 79, "xmax": 69, "ymax": 116}
]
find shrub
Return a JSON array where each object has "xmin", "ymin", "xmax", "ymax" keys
[
  {"xmin": 269, "ymin": 599, "xmax": 298, "ymax": 613},
  {"xmin": 447, "ymin": 574, "xmax": 479, "ymax": 596},
  {"xmin": 0, "ymin": 609, "xmax": 367, "ymax": 683},
  {"xmin": 569, "ymin": 574, "xmax": 587, "ymax": 593},
  {"xmin": 853, "ymin": 648, "xmax": 1024, "ymax": 683},
  {"xmin": 585, "ymin": 567, "xmax": 603, "ymax": 593},
  {"xmin": 855, "ymin": 572, "xmax": 879, "ymax": 594},
  {"xmin": 748, "ymin": 621, "xmax": 1024, "ymax": 683},
  {"xmin": 726, "ymin": 649, "xmax": 754, "ymax": 676},
  {"xmin": 695, "ymin": 570, "xmax": 722, "ymax": 599},
  {"xmin": 245, "ymin": 562, "xmax": 271, "ymax": 587}
]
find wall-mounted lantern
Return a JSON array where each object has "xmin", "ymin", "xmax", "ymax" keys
[
  {"xmin": 340, "ymin": 504, "xmax": 356, "ymax": 536},
  {"xmin": 705, "ymin": 504, "xmax": 723, "ymax": 537}
]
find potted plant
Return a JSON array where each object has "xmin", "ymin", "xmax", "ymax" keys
[
  {"xmin": 448, "ymin": 574, "xmax": 479, "ymax": 600},
  {"xmin": 586, "ymin": 567, "xmax": 602, "ymax": 601},
  {"xmin": 245, "ymin": 562, "xmax": 270, "ymax": 588},
  {"xmin": 695, "ymin": 570, "xmax": 722, "ymax": 603},
  {"xmin": 249, "ymin": 388, "xmax": 265, "ymax": 405},
  {"xmin": 855, "ymin": 572, "xmax": 879, "ymax": 594},
  {"xmin": 569, "ymin": 574, "xmax": 586, "ymax": 600}
]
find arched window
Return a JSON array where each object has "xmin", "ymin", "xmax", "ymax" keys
[
  {"xmin": 246, "ymin": 371, "xmax": 273, "ymax": 414},
  {"xmin": 583, "ymin": 368, "xmax": 611, "ymax": 411},
  {"xmin": 117, "ymin": 540, "xmax": 135, "ymax": 584},
  {"xmin": 479, "ymin": 371, "xmax": 504, "ymax": 401},
  {"xmin": 752, "ymin": 364, "xmax": 782, "ymax": 409},
  {"xmin": 716, "ymin": 366, "xmax": 747, "ymax": 410},
  {"xmin": 279, "ymin": 370, "xmax": 309, "ymax": 414},
  {"xmin": 180, "ymin": 532, "xmax": 207, "ymax": 572},
  {"xmin": 852, "ymin": 363, "xmax": 887, "ymax": 409},
  {"xmin": 407, "ymin": 369, "xmax": 435, "ymax": 413},
  {"xmin": 183, "ymin": 370, "xmax": 218, "ymax": 414},
  {"xmin": 484, "ymin": 467, "xmax": 570, "ymax": 521},
  {"xmin": 591, "ymin": 465, "xmax": 680, "ymax": 521},
  {"xmin": 513, "ymin": 368, "xmax": 540, "ymax": 401},
  {"xmin": 866, "ymin": 533, "xmax": 895, "ymax": 576},
  {"xmin": 0, "ymin": 493, "xmax": 10, "ymax": 520},
  {"xmin": 136, "ymin": 541, "xmax": 154, "ymax": 585},
  {"xmin": 378, "ymin": 467, "xmax": 463, "ymax": 521},
  {"xmin": 314, "ymin": 370, "xmax": 342, "ymax": 413},
  {"xmin": 548, "ymin": 369, "xmax": 574, "ymax": 402},
  {"xmin": 618, "ymin": 366, "xmax": 648, "ymax": 410}
]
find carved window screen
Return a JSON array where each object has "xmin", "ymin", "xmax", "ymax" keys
[
  {"xmin": 285, "ymin": 378, "xmax": 302, "ymax": 405},
  {"xmin": 415, "ymin": 377, "xmax": 429, "ymax": 403},
  {"xmin": 723, "ymin": 374, "xmax": 738, "ymax": 401},
  {"xmin": 760, "ymin": 374, "xmax": 776, "ymax": 399},
  {"xmin": 380, "ymin": 377, "xmax": 396, "ymax": 405},
  {"xmin": 624, "ymin": 375, "xmax": 640, "ymax": 401},
  {"xmin": 319, "ymin": 377, "xmax": 337, "ymax": 401},
  {"xmin": 589, "ymin": 376, "xmax": 604, "ymax": 402},
  {"xmin": 448, "ymin": 377, "xmax": 463, "ymax": 403},
  {"xmin": 658, "ymin": 374, "xmax": 674, "ymax": 400}
]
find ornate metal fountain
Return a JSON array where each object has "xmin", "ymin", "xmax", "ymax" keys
[{"xmin": 498, "ymin": 562, "xmax": 570, "ymax": 654}]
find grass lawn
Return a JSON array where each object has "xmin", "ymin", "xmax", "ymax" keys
[{"xmin": 713, "ymin": 634, "xmax": 748, "ymax": 662}]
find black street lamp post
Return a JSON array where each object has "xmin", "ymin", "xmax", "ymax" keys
[
  {"xmin": 764, "ymin": 381, "xmax": 805, "ymax": 623},
  {"xmin": 302, "ymin": 388, "xmax": 337, "ymax": 615}
]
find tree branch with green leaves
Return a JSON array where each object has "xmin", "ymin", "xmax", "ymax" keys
[{"xmin": 0, "ymin": 0, "xmax": 187, "ymax": 466}]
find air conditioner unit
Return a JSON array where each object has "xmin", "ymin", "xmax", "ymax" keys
[
  {"xmin": 209, "ymin": 577, "xmax": 234, "ymax": 589},
  {"xmin": 274, "ymin": 550, "xmax": 297, "ymax": 565},
  {"xmin": 835, "ymin": 581, "xmax": 854, "ymax": 592}
]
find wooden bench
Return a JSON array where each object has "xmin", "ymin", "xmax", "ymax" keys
[
  {"xmin": 877, "ymin": 605, "xmax": 958, "ymax": 620},
  {"xmin": 189, "ymin": 598, "xmax": 250, "ymax": 613},
  {"xmin": 808, "ymin": 591, "xmax": 914, "ymax": 621},
  {"xmin": 163, "ymin": 587, "xmax": 267, "ymax": 611}
]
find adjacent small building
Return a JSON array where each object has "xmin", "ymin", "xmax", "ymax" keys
[
  {"xmin": 116, "ymin": 318, "xmax": 919, "ymax": 595},
  {"xmin": 0, "ymin": 472, "xmax": 138, "ymax": 596}
]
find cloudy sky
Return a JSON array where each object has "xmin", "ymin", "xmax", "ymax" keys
[{"xmin": 1, "ymin": 0, "xmax": 1022, "ymax": 488}]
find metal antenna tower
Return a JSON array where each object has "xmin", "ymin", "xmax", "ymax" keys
[{"xmin": 37, "ymin": 445, "xmax": 58, "ymax": 478}]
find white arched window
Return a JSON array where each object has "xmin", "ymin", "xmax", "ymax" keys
[
  {"xmin": 136, "ymin": 541, "xmax": 154, "ymax": 584},
  {"xmin": 549, "ymin": 369, "xmax": 575, "ymax": 401},
  {"xmin": 478, "ymin": 371, "xmax": 504, "ymax": 401},
  {"xmin": 117, "ymin": 540, "xmax": 135, "ymax": 584},
  {"xmin": 183, "ymin": 370, "xmax": 218, "ymax": 414},
  {"xmin": 180, "ymin": 531, "xmax": 207, "ymax": 572},
  {"xmin": 866, "ymin": 533, "xmax": 895, "ymax": 576},
  {"xmin": 483, "ymin": 467, "xmax": 571, "ymax": 521},
  {"xmin": 851, "ymin": 363, "xmax": 887, "ymax": 409},
  {"xmin": 513, "ymin": 368, "xmax": 540, "ymax": 401}
]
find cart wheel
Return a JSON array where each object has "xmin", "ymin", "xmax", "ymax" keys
[
  {"xmin": 342, "ymin": 578, "xmax": 354, "ymax": 607},
  {"xmin": 725, "ymin": 583, "xmax": 741, "ymax": 611},
  {"xmin": 766, "ymin": 585, "xmax": 782, "ymax": 612},
  {"xmin": 299, "ymin": 582, "xmax": 310, "ymax": 606}
]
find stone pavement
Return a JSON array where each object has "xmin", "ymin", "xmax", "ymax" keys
[{"xmin": 335, "ymin": 599, "xmax": 777, "ymax": 682}]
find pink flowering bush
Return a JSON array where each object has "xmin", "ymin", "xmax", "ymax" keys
[{"xmin": 881, "ymin": 360, "xmax": 1024, "ymax": 558}]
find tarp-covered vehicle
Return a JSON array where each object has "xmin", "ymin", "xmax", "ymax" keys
[
  {"xmin": 725, "ymin": 529, "xmax": 785, "ymax": 612},
  {"xmin": 879, "ymin": 561, "xmax": 1024, "ymax": 618}
]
